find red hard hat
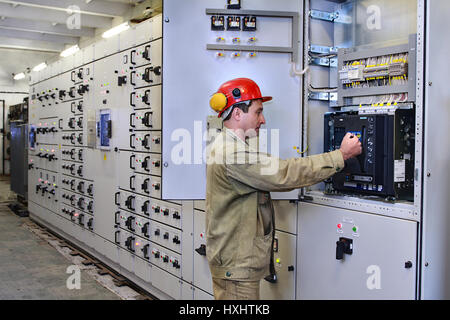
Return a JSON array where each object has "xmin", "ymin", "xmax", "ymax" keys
[{"xmin": 210, "ymin": 78, "xmax": 272, "ymax": 117}]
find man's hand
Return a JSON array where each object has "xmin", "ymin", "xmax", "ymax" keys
[{"xmin": 339, "ymin": 132, "xmax": 362, "ymax": 161}]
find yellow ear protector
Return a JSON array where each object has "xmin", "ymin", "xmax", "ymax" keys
[{"xmin": 209, "ymin": 92, "xmax": 228, "ymax": 113}]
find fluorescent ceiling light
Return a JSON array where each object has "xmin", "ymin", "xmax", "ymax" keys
[
  {"xmin": 33, "ymin": 62, "xmax": 47, "ymax": 72},
  {"xmin": 102, "ymin": 22, "xmax": 130, "ymax": 39},
  {"xmin": 60, "ymin": 45, "xmax": 80, "ymax": 58},
  {"xmin": 13, "ymin": 73, "xmax": 25, "ymax": 80}
]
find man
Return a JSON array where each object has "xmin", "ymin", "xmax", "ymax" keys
[{"xmin": 206, "ymin": 78, "xmax": 362, "ymax": 300}]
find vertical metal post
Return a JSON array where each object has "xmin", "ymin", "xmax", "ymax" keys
[{"xmin": 1, "ymin": 100, "xmax": 5, "ymax": 176}]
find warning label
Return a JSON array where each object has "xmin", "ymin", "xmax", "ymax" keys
[{"xmin": 394, "ymin": 160, "xmax": 406, "ymax": 182}]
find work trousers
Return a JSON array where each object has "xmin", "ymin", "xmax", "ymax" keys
[{"xmin": 212, "ymin": 278, "xmax": 260, "ymax": 300}]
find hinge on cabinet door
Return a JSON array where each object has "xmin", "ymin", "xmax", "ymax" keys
[
  {"xmin": 309, "ymin": 9, "xmax": 352, "ymax": 24},
  {"xmin": 308, "ymin": 44, "xmax": 339, "ymax": 55},
  {"xmin": 308, "ymin": 57, "xmax": 338, "ymax": 67},
  {"xmin": 309, "ymin": 9, "xmax": 339, "ymax": 22},
  {"xmin": 308, "ymin": 91, "xmax": 338, "ymax": 102}
]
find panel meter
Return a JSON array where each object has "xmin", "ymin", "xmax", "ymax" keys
[{"xmin": 96, "ymin": 109, "xmax": 112, "ymax": 150}]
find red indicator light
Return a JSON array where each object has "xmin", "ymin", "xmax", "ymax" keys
[{"xmin": 337, "ymin": 224, "xmax": 342, "ymax": 229}]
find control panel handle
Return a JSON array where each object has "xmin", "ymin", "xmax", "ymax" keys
[
  {"xmin": 114, "ymin": 192, "xmax": 120, "ymax": 206},
  {"xmin": 195, "ymin": 244, "xmax": 206, "ymax": 256}
]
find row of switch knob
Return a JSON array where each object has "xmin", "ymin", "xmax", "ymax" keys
[
  {"xmin": 62, "ymin": 133, "xmax": 83, "ymax": 144},
  {"xmin": 129, "ymin": 176, "xmax": 159, "ymax": 194},
  {"xmin": 62, "ymin": 164, "xmax": 83, "ymax": 176},
  {"xmin": 62, "ymin": 193, "xmax": 94, "ymax": 212},
  {"xmin": 119, "ymin": 214, "xmax": 180, "ymax": 245},
  {"xmin": 130, "ymin": 155, "xmax": 160, "ymax": 172},
  {"xmin": 71, "ymin": 100, "xmax": 83, "ymax": 113},
  {"xmin": 36, "ymin": 127, "xmax": 58, "ymax": 134},
  {"xmin": 62, "ymin": 208, "xmax": 94, "ymax": 230},
  {"xmin": 37, "ymin": 92, "xmax": 56, "ymax": 101},
  {"xmin": 115, "ymin": 192, "xmax": 181, "ymax": 221},
  {"xmin": 150, "ymin": 249, "xmax": 180, "ymax": 269},
  {"xmin": 36, "ymin": 153, "xmax": 58, "ymax": 161},
  {"xmin": 152, "ymin": 205, "xmax": 181, "ymax": 219},
  {"xmin": 62, "ymin": 179, "xmax": 93, "ymax": 195},
  {"xmin": 70, "ymin": 68, "xmax": 91, "ymax": 83},
  {"xmin": 66, "ymin": 85, "xmax": 89, "ymax": 98},
  {"xmin": 68, "ymin": 117, "xmax": 83, "ymax": 129},
  {"xmin": 120, "ymin": 235, "xmax": 178, "ymax": 268},
  {"xmin": 116, "ymin": 65, "xmax": 161, "ymax": 86},
  {"xmin": 35, "ymin": 184, "xmax": 57, "ymax": 201},
  {"xmin": 130, "ymin": 134, "xmax": 160, "ymax": 149},
  {"xmin": 62, "ymin": 148, "xmax": 83, "ymax": 161}
]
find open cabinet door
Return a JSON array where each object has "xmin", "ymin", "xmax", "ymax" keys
[{"xmin": 162, "ymin": 0, "xmax": 304, "ymax": 200}]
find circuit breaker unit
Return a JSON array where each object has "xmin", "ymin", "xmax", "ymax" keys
[{"xmin": 324, "ymin": 108, "xmax": 415, "ymax": 200}]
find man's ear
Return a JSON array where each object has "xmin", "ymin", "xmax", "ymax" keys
[{"xmin": 232, "ymin": 107, "xmax": 242, "ymax": 121}]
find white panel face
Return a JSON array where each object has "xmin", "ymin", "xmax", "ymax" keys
[
  {"xmin": 194, "ymin": 289, "xmax": 214, "ymax": 300},
  {"xmin": 151, "ymin": 14, "xmax": 163, "ymax": 39},
  {"xmin": 61, "ymin": 55, "xmax": 74, "ymax": 73},
  {"xmin": 135, "ymin": 254, "xmax": 152, "ymax": 283},
  {"xmin": 260, "ymin": 230, "xmax": 296, "ymax": 300},
  {"xmin": 297, "ymin": 202, "xmax": 417, "ymax": 300},
  {"xmin": 135, "ymin": 17, "xmax": 153, "ymax": 45},
  {"xmin": 83, "ymin": 45, "xmax": 95, "ymax": 64},
  {"xmin": 162, "ymin": 0, "xmax": 303, "ymax": 199},
  {"xmin": 151, "ymin": 266, "xmax": 181, "ymax": 299},
  {"xmin": 74, "ymin": 49, "xmax": 83, "ymax": 68},
  {"xmin": 193, "ymin": 209, "xmax": 213, "ymax": 294},
  {"xmin": 119, "ymin": 27, "xmax": 137, "ymax": 51}
]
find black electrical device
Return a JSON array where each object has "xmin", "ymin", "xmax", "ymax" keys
[
  {"xmin": 227, "ymin": 0, "xmax": 241, "ymax": 10},
  {"xmin": 324, "ymin": 108, "xmax": 415, "ymax": 200},
  {"xmin": 211, "ymin": 15, "xmax": 225, "ymax": 31},
  {"xmin": 243, "ymin": 16, "xmax": 257, "ymax": 31},
  {"xmin": 227, "ymin": 16, "xmax": 241, "ymax": 31}
]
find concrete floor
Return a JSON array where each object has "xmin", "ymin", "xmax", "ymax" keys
[{"xmin": 0, "ymin": 176, "xmax": 121, "ymax": 300}]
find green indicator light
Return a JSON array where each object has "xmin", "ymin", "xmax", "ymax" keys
[{"xmin": 352, "ymin": 226, "xmax": 358, "ymax": 232}]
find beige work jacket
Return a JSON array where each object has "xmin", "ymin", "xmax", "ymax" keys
[{"xmin": 206, "ymin": 128, "xmax": 344, "ymax": 281}]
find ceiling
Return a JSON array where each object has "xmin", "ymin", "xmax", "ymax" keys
[{"xmin": 0, "ymin": 0, "xmax": 157, "ymax": 86}]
